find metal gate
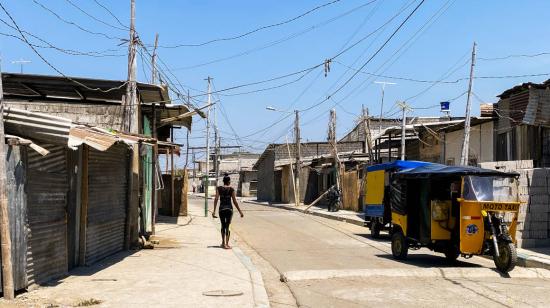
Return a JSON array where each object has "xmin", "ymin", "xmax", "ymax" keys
[
  {"xmin": 26, "ymin": 145, "xmax": 68, "ymax": 285},
  {"xmin": 86, "ymin": 144, "xmax": 129, "ymax": 265}
]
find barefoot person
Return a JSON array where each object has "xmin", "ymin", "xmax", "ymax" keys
[{"xmin": 212, "ymin": 174, "xmax": 244, "ymax": 249}]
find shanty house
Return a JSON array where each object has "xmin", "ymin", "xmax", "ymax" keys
[
  {"xmin": 1, "ymin": 73, "xmax": 191, "ymax": 292},
  {"xmin": 254, "ymin": 141, "xmax": 364, "ymax": 203},
  {"xmin": 493, "ymin": 80, "xmax": 550, "ymax": 167}
]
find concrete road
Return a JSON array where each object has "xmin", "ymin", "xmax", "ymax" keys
[{"xmin": 225, "ymin": 201, "xmax": 550, "ymax": 308}]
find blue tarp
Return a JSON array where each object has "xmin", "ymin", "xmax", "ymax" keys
[
  {"xmin": 394, "ymin": 163, "xmax": 519, "ymax": 179},
  {"xmin": 366, "ymin": 160, "xmax": 432, "ymax": 172}
]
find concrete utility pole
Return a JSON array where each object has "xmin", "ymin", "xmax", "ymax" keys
[
  {"xmin": 124, "ymin": 0, "xmax": 140, "ymax": 248},
  {"xmin": 204, "ymin": 76, "xmax": 212, "ymax": 217},
  {"xmin": 374, "ymin": 81, "xmax": 396, "ymax": 132},
  {"xmin": 294, "ymin": 110, "xmax": 301, "ymax": 206},
  {"xmin": 0, "ymin": 59, "xmax": 15, "ymax": 300},
  {"xmin": 151, "ymin": 33, "xmax": 159, "ymax": 84},
  {"xmin": 398, "ymin": 101, "xmax": 410, "ymax": 161},
  {"xmin": 460, "ymin": 42, "xmax": 477, "ymax": 166}
]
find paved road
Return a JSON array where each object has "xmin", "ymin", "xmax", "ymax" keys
[{"xmin": 226, "ymin": 201, "xmax": 550, "ymax": 308}]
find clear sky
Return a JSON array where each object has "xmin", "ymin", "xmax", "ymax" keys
[{"xmin": 2, "ymin": 0, "xmax": 550, "ymax": 165}]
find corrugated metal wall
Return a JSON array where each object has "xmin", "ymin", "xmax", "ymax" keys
[
  {"xmin": 26, "ymin": 144, "xmax": 68, "ymax": 285},
  {"xmin": 86, "ymin": 144, "xmax": 128, "ymax": 265}
]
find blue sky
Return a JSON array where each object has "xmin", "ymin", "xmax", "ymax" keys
[{"xmin": 2, "ymin": 0, "xmax": 550, "ymax": 164}]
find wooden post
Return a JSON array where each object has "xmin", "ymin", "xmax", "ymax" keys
[
  {"xmin": 0, "ymin": 58, "xmax": 15, "ymax": 299},
  {"xmin": 181, "ymin": 168, "xmax": 188, "ymax": 216},
  {"xmin": 79, "ymin": 145, "xmax": 89, "ymax": 266},
  {"xmin": 151, "ymin": 104, "xmax": 157, "ymax": 234},
  {"xmin": 170, "ymin": 128, "xmax": 175, "ymax": 216}
]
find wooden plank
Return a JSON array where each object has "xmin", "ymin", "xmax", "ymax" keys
[{"xmin": 78, "ymin": 145, "xmax": 88, "ymax": 266}]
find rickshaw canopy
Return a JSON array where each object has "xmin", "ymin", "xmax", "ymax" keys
[
  {"xmin": 366, "ymin": 160, "xmax": 431, "ymax": 172},
  {"xmin": 393, "ymin": 163, "xmax": 519, "ymax": 179}
]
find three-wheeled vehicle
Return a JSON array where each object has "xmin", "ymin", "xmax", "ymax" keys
[
  {"xmin": 363, "ymin": 161, "xmax": 430, "ymax": 238},
  {"xmin": 389, "ymin": 163, "xmax": 521, "ymax": 273}
]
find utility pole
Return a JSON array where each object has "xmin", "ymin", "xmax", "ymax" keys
[
  {"xmin": 294, "ymin": 110, "xmax": 301, "ymax": 206},
  {"xmin": 204, "ymin": 76, "xmax": 212, "ymax": 217},
  {"xmin": 374, "ymin": 81, "xmax": 396, "ymax": 132},
  {"xmin": 397, "ymin": 101, "xmax": 410, "ymax": 160},
  {"xmin": 329, "ymin": 109, "xmax": 341, "ymax": 191},
  {"xmin": 460, "ymin": 42, "xmax": 477, "ymax": 166},
  {"xmin": 151, "ymin": 33, "xmax": 159, "ymax": 84},
  {"xmin": 123, "ymin": 0, "xmax": 140, "ymax": 248},
  {"xmin": 361, "ymin": 104, "xmax": 374, "ymax": 162},
  {"xmin": 0, "ymin": 59, "xmax": 15, "ymax": 300}
]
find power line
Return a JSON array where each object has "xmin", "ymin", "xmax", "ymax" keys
[
  {"xmin": 63, "ymin": 0, "xmax": 127, "ymax": 31},
  {"xmin": 0, "ymin": 17, "xmax": 125, "ymax": 57},
  {"xmin": 0, "ymin": 3, "xmax": 128, "ymax": 93},
  {"xmin": 92, "ymin": 0, "xmax": 129, "ymax": 30},
  {"xmin": 301, "ymin": 0, "xmax": 427, "ymax": 112},
  {"xmin": 155, "ymin": 0, "xmax": 350, "ymax": 48},
  {"xmin": 171, "ymin": 0, "xmax": 379, "ymax": 71},
  {"xmin": 31, "ymin": 0, "xmax": 125, "ymax": 41},
  {"xmin": 185, "ymin": 0, "xmax": 416, "ymax": 100},
  {"xmin": 478, "ymin": 52, "xmax": 550, "ymax": 61}
]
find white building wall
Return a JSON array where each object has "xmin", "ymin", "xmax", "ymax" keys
[{"xmin": 444, "ymin": 122, "xmax": 494, "ymax": 165}]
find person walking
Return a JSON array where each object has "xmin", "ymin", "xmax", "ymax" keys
[{"xmin": 212, "ymin": 174, "xmax": 244, "ymax": 249}]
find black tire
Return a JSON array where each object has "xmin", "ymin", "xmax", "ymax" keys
[
  {"xmin": 391, "ymin": 230, "xmax": 408, "ymax": 260},
  {"xmin": 371, "ymin": 220, "xmax": 381, "ymax": 239},
  {"xmin": 444, "ymin": 244, "xmax": 460, "ymax": 263},
  {"xmin": 493, "ymin": 241, "xmax": 517, "ymax": 273}
]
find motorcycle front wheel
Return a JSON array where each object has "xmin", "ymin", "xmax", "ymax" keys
[{"xmin": 493, "ymin": 241, "xmax": 517, "ymax": 273}]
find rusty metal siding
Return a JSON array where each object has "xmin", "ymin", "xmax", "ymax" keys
[
  {"xmin": 508, "ymin": 90, "xmax": 529, "ymax": 124},
  {"xmin": 86, "ymin": 144, "xmax": 128, "ymax": 265},
  {"xmin": 26, "ymin": 144, "xmax": 68, "ymax": 286},
  {"xmin": 3, "ymin": 145, "xmax": 28, "ymax": 291}
]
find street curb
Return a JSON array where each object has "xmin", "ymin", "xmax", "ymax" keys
[
  {"xmin": 243, "ymin": 200, "xmax": 365, "ymax": 227},
  {"xmin": 280, "ymin": 267, "xmax": 550, "ymax": 282},
  {"xmin": 516, "ymin": 253, "xmax": 550, "ymax": 271},
  {"xmin": 244, "ymin": 200, "xmax": 550, "ymax": 271},
  {"xmin": 233, "ymin": 247, "xmax": 270, "ymax": 308}
]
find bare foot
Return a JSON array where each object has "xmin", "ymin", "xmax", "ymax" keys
[{"xmin": 224, "ymin": 244, "xmax": 232, "ymax": 249}]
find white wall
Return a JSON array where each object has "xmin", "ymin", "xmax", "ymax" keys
[{"xmin": 444, "ymin": 122, "xmax": 494, "ymax": 165}]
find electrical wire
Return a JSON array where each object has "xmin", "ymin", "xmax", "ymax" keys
[
  {"xmin": 301, "ymin": 0, "xmax": 427, "ymax": 112},
  {"xmin": 478, "ymin": 52, "xmax": 550, "ymax": 61},
  {"xmin": 0, "ymin": 2, "xmax": 128, "ymax": 92},
  {"xmin": 64, "ymin": 0, "xmax": 128, "ymax": 31},
  {"xmin": 155, "ymin": 0, "xmax": 351, "ymax": 48},
  {"xmin": 172, "ymin": 0, "xmax": 378, "ymax": 71},
  {"xmin": 92, "ymin": 0, "xmax": 129, "ymax": 29},
  {"xmin": 0, "ymin": 17, "xmax": 125, "ymax": 57},
  {"xmin": 31, "ymin": 0, "xmax": 125, "ymax": 41}
]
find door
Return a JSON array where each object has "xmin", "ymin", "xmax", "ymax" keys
[
  {"xmin": 26, "ymin": 145, "xmax": 68, "ymax": 285},
  {"xmin": 85, "ymin": 144, "xmax": 129, "ymax": 265}
]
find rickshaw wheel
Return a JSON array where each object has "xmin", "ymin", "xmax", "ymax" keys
[
  {"xmin": 493, "ymin": 241, "xmax": 517, "ymax": 273},
  {"xmin": 391, "ymin": 230, "xmax": 408, "ymax": 260},
  {"xmin": 444, "ymin": 244, "xmax": 460, "ymax": 262},
  {"xmin": 371, "ymin": 221, "xmax": 381, "ymax": 238}
]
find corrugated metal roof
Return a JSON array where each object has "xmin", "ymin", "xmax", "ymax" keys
[
  {"xmin": 2, "ymin": 73, "xmax": 191, "ymax": 130},
  {"xmin": 3, "ymin": 107, "xmax": 157, "ymax": 151}
]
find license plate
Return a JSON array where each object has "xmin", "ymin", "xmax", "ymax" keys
[{"xmin": 481, "ymin": 203, "xmax": 519, "ymax": 211}]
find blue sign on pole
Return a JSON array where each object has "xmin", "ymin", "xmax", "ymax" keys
[{"xmin": 440, "ymin": 101, "xmax": 450, "ymax": 111}]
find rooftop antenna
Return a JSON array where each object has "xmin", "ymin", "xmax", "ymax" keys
[{"xmin": 11, "ymin": 58, "xmax": 31, "ymax": 73}]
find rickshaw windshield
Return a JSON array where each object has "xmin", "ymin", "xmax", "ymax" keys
[{"xmin": 462, "ymin": 176, "xmax": 518, "ymax": 202}]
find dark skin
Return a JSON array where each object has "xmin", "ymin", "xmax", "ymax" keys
[{"xmin": 212, "ymin": 183, "xmax": 244, "ymax": 249}]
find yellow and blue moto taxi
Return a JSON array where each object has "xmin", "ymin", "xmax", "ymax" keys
[{"xmin": 363, "ymin": 160, "xmax": 431, "ymax": 238}]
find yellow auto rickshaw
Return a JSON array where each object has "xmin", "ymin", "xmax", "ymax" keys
[{"xmin": 389, "ymin": 163, "xmax": 520, "ymax": 273}]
